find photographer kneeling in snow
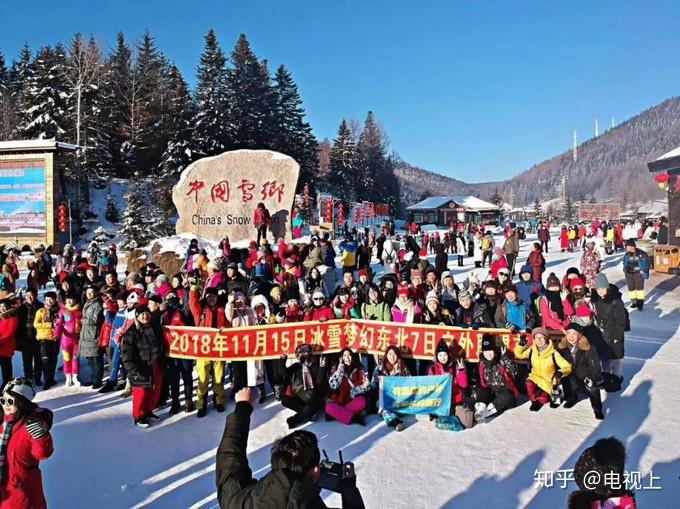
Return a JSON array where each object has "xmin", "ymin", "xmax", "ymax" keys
[{"xmin": 217, "ymin": 387, "xmax": 365, "ymax": 509}]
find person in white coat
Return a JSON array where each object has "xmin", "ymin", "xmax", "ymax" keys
[
  {"xmin": 473, "ymin": 231, "xmax": 484, "ymax": 268},
  {"xmin": 225, "ymin": 292, "xmax": 266, "ymax": 403}
]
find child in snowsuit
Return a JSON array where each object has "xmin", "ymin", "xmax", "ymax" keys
[{"xmin": 53, "ymin": 293, "xmax": 82, "ymax": 387}]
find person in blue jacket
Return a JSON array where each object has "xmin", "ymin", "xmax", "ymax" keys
[
  {"xmin": 622, "ymin": 239, "xmax": 650, "ymax": 311},
  {"xmin": 516, "ymin": 264, "xmax": 544, "ymax": 314}
]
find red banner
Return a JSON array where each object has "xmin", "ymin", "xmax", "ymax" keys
[{"xmin": 164, "ymin": 320, "xmax": 529, "ymax": 362}]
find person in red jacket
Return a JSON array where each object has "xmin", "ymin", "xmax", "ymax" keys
[
  {"xmin": 527, "ymin": 243, "xmax": 546, "ymax": 283},
  {"xmin": 428, "ymin": 339, "xmax": 474, "ymax": 428},
  {"xmin": 560, "ymin": 226, "xmax": 569, "ymax": 252},
  {"xmin": 0, "ymin": 297, "xmax": 19, "ymax": 391},
  {"xmin": 0, "ymin": 377, "xmax": 53, "ymax": 509},
  {"xmin": 253, "ymin": 202, "xmax": 272, "ymax": 246},
  {"xmin": 303, "ymin": 290, "xmax": 334, "ymax": 322}
]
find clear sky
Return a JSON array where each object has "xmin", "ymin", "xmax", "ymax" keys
[{"xmin": 3, "ymin": 0, "xmax": 680, "ymax": 182}]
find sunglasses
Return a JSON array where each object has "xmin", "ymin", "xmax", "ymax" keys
[
  {"xmin": 313, "ymin": 297, "xmax": 324, "ymax": 302},
  {"xmin": 498, "ymin": 273, "xmax": 509, "ymax": 277},
  {"xmin": 0, "ymin": 396, "xmax": 14, "ymax": 406}
]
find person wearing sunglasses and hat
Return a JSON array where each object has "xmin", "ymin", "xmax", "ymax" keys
[{"xmin": 0, "ymin": 378, "xmax": 53, "ymax": 508}]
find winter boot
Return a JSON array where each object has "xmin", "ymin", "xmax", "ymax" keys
[
  {"xmin": 474, "ymin": 402, "xmax": 488, "ymax": 423},
  {"xmin": 594, "ymin": 410, "xmax": 604, "ymax": 420},
  {"xmin": 72, "ymin": 377, "xmax": 82, "ymax": 388},
  {"xmin": 98, "ymin": 380, "xmax": 116, "ymax": 394},
  {"xmin": 529, "ymin": 401, "xmax": 543, "ymax": 412},
  {"xmin": 215, "ymin": 403, "xmax": 226, "ymax": 413},
  {"xmin": 197, "ymin": 407, "xmax": 207, "ymax": 418},
  {"xmin": 287, "ymin": 414, "xmax": 303, "ymax": 429},
  {"xmin": 185, "ymin": 400, "xmax": 195, "ymax": 413},
  {"xmin": 394, "ymin": 419, "xmax": 406, "ymax": 432},
  {"xmin": 257, "ymin": 384, "xmax": 266, "ymax": 404},
  {"xmin": 65, "ymin": 374, "xmax": 73, "ymax": 387},
  {"xmin": 134, "ymin": 417, "xmax": 151, "ymax": 429},
  {"xmin": 484, "ymin": 403, "xmax": 497, "ymax": 420},
  {"xmin": 636, "ymin": 299, "xmax": 644, "ymax": 311},
  {"xmin": 629, "ymin": 300, "xmax": 638, "ymax": 310},
  {"xmin": 168, "ymin": 402, "xmax": 181, "ymax": 416}
]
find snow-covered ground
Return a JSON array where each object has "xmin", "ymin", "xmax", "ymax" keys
[{"xmin": 21, "ymin": 233, "xmax": 680, "ymax": 508}]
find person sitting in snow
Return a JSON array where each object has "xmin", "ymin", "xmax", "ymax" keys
[
  {"xmin": 369, "ymin": 346, "xmax": 410, "ymax": 432},
  {"xmin": 513, "ymin": 327, "xmax": 572, "ymax": 412},
  {"xmin": 281, "ymin": 344, "xmax": 328, "ymax": 429},
  {"xmin": 473, "ymin": 335, "xmax": 520, "ymax": 423},
  {"xmin": 428, "ymin": 339, "xmax": 474, "ymax": 429},
  {"xmin": 325, "ymin": 348, "xmax": 369, "ymax": 425}
]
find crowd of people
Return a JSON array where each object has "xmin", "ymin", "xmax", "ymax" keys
[
  {"xmin": 0, "ymin": 215, "xmax": 659, "ymax": 507},
  {"xmin": 0, "ymin": 216, "xmax": 654, "ymax": 430}
]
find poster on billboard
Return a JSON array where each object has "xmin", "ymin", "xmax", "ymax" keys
[
  {"xmin": 0, "ymin": 160, "xmax": 46, "ymax": 238},
  {"xmin": 578, "ymin": 202, "xmax": 621, "ymax": 222}
]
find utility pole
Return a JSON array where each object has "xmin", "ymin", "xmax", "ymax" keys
[{"xmin": 572, "ymin": 131, "xmax": 578, "ymax": 162}]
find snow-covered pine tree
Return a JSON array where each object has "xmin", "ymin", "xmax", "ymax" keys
[
  {"xmin": 157, "ymin": 65, "xmax": 193, "ymax": 215},
  {"xmin": 328, "ymin": 119, "xmax": 358, "ymax": 202},
  {"xmin": 225, "ymin": 34, "xmax": 276, "ymax": 150},
  {"xmin": 105, "ymin": 193, "xmax": 119, "ymax": 223},
  {"xmin": 191, "ymin": 29, "xmax": 228, "ymax": 158},
  {"xmin": 356, "ymin": 111, "xmax": 385, "ymax": 202},
  {"xmin": 533, "ymin": 197, "xmax": 543, "ymax": 219},
  {"xmin": 119, "ymin": 183, "xmax": 147, "ymax": 248},
  {"xmin": 271, "ymin": 64, "xmax": 318, "ymax": 191},
  {"xmin": 22, "ymin": 44, "xmax": 70, "ymax": 139},
  {"xmin": 107, "ymin": 32, "xmax": 135, "ymax": 178},
  {"xmin": 8, "ymin": 44, "xmax": 33, "ymax": 136},
  {"xmin": 0, "ymin": 52, "xmax": 16, "ymax": 140}
]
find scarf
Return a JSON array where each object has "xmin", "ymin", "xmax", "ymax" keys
[
  {"xmin": 394, "ymin": 299, "xmax": 416, "ymax": 324},
  {"xmin": 301, "ymin": 360, "xmax": 314, "ymax": 391},
  {"xmin": 545, "ymin": 290, "xmax": 565, "ymax": 320},
  {"xmin": 0, "ymin": 420, "xmax": 14, "ymax": 484}
]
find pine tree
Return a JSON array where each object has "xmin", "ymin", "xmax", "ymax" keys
[
  {"xmin": 271, "ymin": 64, "xmax": 318, "ymax": 190},
  {"xmin": 328, "ymin": 119, "xmax": 358, "ymax": 202},
  {"xmin": 357, "ymin": 111, "xmax": 399, "ymax": 208},
  {"xmin": 224, "ymin": 34, "xmax": 275, "ymax": 150},
  {"xmin": 105, "ymin": 194, "xmax": 119, "ymax": 223},
  {"xmin": 157, "ymin": 65, "xmax": 193, "ymax": 215},
  {"xmin": 65, "ymin": 33, "xmax": 102, "ymax": 148},
  {"xmin": 8, "ymin": 44, "xmax": 33, "ymax": 135},
  {"xmin": 106, "ymin": 32, "xmax": 135, "ymax": 177},
  {"xmin": 533, "ymin": 197, "xmax": 543, "ymax": 219},
  {"xmin": 22, "ymin": 45, "xmax": 70, "ymax": 139},
  {"xmin": 546, "ymin": 204, "xmax": 555, "ymax": 221},
  {"xmin": 490, "ymin": 188, "xmax": 503, "ymax": 206},
  {"xmin": 191, "ymin": 29, "xmax": 228, "ymax": 158},
  {"xmin": 563, "ymin": 196, "xmax": 574, "ymax": 222},
  {"xmin": 0, "ymin": 52, "xmax": 15, "ymax": 140},
  {"xmin": 119, "ymin": 185, "xmax": 148, "ymax": 248}
]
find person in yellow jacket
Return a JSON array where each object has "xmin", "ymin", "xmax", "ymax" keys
[
  {"xmin": 33, "ymin": 291, "xmax": 60, "ymax": 389},
  {"xmin": 513, "ymin": 327, "xmax": 572, "ymax": 412}
]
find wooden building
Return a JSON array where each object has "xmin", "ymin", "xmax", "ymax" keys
[
  {"xmin": 0, "ymin": 140, "xmax": 78, "ymax": 249},
  {"xmin": 648, "ymin": 147, "xmax": 680, "ymax": 246},
  {"xmin": 406, "ymin": 196, "xmax": 501, "ymax": 226}
]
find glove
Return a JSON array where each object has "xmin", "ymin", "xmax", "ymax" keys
[
  {"xmin": 505, "ymin": 323, "xmax": 518, "ymax": 333},
  {"xmin": 25, "ymin": 418, "xmax": 48, "ymax": 439},
  {"xmin": 275, "ymin": 312, "xmax": 286, "ymax": 324},
  {"xmin": 518, "ymin": 334, "xmax": 528, "ymax": 347}
]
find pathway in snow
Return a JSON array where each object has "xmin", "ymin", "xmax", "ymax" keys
[{"xmin": 28, "ymin": 234, "xmax": 680, "ymax": 508}]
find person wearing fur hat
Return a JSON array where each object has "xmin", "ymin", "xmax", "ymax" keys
[
  {"xmin": 190, "ymin": 284, "xmax": 229, "ymax": 417},
  {"xmin": 369, "ymin": 345, "xmax": 410, "ymax": 431},
  {"xmin": 474, "ymin": 335, "xmax": 520, "ymax": 423},
  {"xmin": 52, "ymin": 293, "xmax": 82, "ymax": 388},
  {"xmin": 34, "ymin": 292, "xmax": 59, "ymax": 390},
  {"xmin": 0, "ymin": 378, "xmax": 54, "ymax": 508},
  {"xmin": 568, "ymin": 437, "xmax": 637, "ymax": 508},
  {"xmin": 325, "ymin": 348, "xmax": 369, "ymax": 425},
  {"xmin": 428, "ymin": 340, "xmax": 474, "ymax": 428},
  {"xmin": 494, "ymin": 285, "xmax": 534, "ymax": 333},
  {"xmin": 558, "ymin": 324, "xmax": 604, "ymax": 419},
  {"xmin": 590, "ymin": 274, "xmax": 628, "ymax": 385},
  {"xmin": 121, "ymin": 305, "xmax": 164, "ymax": 428},
  {"xmin": 538, "ymin": 273, "xmax": 574, "ymax": 332},
  {"xmin": 513, "ymin": 327, "xmax": 572, "ymax": 411},
  {"xmin": 622, "ymin": 239, "xmax": 650, "ymax": 311},
  {"xmin": 281, "ymin": 344, "xmax": 329, "ymax": 429}
]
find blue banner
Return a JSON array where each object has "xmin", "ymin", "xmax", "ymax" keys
[{"xmin": 380, "ymin": 375, "xmax": 452, "ymax": 417}]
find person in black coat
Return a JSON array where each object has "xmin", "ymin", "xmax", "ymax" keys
[
  {"xmin": 281, "ymin": 344, "xmax": 329, "ymax": 429},
  {"xmin": 590, "ymin": 274, "xmax": 627, "ymax": 382},
  {"xmin": 434, "ymin": 242, "xmax": 448, "ymax": 277},
  {"xmin": 217, "ymin": 388, "xmax": 365, "ymax": 509},
  {"xmin": 222, "ymin": 263, "xmax": 249, "ymax": 296},
  {"xmin": 120, "ymin": 305, "xmax": 163, "ymax": 428},
  {"xmin": 559, "ymin": 323, "xmax": 604, "ymax": 420}
]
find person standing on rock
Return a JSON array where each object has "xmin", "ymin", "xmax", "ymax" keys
[{"xmin": 253, "ymin": 202, "xmax": 272, "ymax": 246}]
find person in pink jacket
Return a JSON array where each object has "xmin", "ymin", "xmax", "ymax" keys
[
  {"xmin": 538, "ymin": 273, "xmax": 574, "ymax": 331},
  {"xmin": 428, "ymin": 340, "xmax": 474, "ymax": 428},
  {"xmin": 52, "ymin": 293, "xmax": 82, "ymax": 387}
]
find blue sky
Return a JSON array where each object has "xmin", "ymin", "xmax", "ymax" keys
[{"xmin": 3, "ymin": 1, "xmax": 680, "ymax": 182}]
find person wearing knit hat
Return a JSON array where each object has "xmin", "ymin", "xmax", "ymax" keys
[
  {"xmin": 546, "ymin": 273, "xmax": 561, "ymax": 289},
  {"xmin": 513, "ymin": 325, "xmax": 572, "ymax": 412},
  {"xmin": 495, "ymin": 283, "xmax": 533, "ymax": 333},
  {"xmin": 580, "ymin": 240, "xmax": 602, "ymax": 289},
  {"xmin": 454, "ymin": 287, "xmax": 493, "ymax": 329},
  {"xmin": 428, "ymin": 340, "xmax": 475, "ymax": 428},
  {"xmin": 391, "ymin": 282, "xmax": 423, "ymax": 375},
  {"xmin": 120, "ymin": 302, "xmax": 163, "ymax": 428},
  {"xmin": 304, "ymin": 287, "xmax": 335, "ymax": 323},
  {"xmin": 568, "ymin": 438, "xmax": 636, "ymax": 508},
  {"xmin": 474, "ymin": 334, "xmax": 521, "ymax": 423},
  {"xmin": 539, "ymin": 273, "xmax": 575, "ymax": 331},
  {"xmin": 569, "ymin": 276, "xmax": 588, "ymax": 303},
  {"xmin": 596, "ymin": 273, "xmax": 609, "ymax": 290},
  {"xmin": 560, "ymin": 324, "xmax": 605, "ymax": 419},
  {"xmin": 590, "ymin": 276, "xmax": 627, "ymax": 388},
  {"xmin": 623, "ymin": 236, "xmax": 650, "ymax": 311},
  {"xmin": 0, "ymin": 377, "xmax": 54, "ymax": 507}
]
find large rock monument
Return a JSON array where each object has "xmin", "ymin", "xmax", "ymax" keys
[{"xmin": 172, "ymin": 150, "xmax": 300, "ymax": 242}]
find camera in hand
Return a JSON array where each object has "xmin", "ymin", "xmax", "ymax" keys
[{"xmin": 318, "ymin": 449, "xmax": 356, "ymax": 493}]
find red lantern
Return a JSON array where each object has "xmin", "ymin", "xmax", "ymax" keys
[
  {"xmin": 353, "ymin": 206, "xmax": 359, "ymax": 224},
  {"xmin": 655, "ymin": 173, "xmax": 670, "ymax": 190},
  {"xmin": 338, "ymin": 203, "xmax": 345, "ymax": 225},
  {"xmin": 324, "ymin": 199, "xmax": 333, "ymax": 223},
  {"xmin": 57, "ymin": 203, "xmax": 68, "ymax": 233}
]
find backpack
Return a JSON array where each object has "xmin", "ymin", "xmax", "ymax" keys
[{"xmin": 481, "ymin": 237, "xmax": 492, "ymax": 250}]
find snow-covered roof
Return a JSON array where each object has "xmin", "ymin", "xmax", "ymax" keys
[
  {"xmin": 637, "ymin": 199, "xmax": 668, "ymax": 216},
  {"xmin": 648, "ymin": 145, "xmax": 680, "ymax": 172},
  {"xmin": 0, "ymin": 140, "xmax": 79, "ymax": 153},
  {"xmin": 655, "ymin": 146, "xmax": 680, "ymax": 161},
  {"xmin": 406, "ymin": 195, "xmax": 500, "ymax": 211}
]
